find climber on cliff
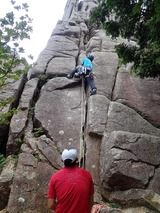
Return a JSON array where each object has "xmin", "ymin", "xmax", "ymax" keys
[{"xmin": 66, "ymin": 54, "xmax": 97, "ymax": 96}]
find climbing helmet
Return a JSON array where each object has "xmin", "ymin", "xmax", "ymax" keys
[{"xmin": 87, "ymin": 54, "xmax": 94, "ymax": 61}]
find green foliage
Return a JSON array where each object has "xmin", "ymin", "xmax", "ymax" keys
[
  {"xmin": 33, "ymin": 127, "xmax": 44, "ymax": 137},
  {"xmin": 0, "ymin": 96, "xmax": 19, "ymax": 124},
  {"xmin": 15, "ymin": 137, "xmax": 23, "ymax": 145},
  {"xmin": 0, "ymin": 0, "xmax": 33, "ymax": 125},
  {"xmin": 91, "ymin": 0, "xmax": 160, "ymax": 78},
  {"xmin": 0, "ymin": 107, "xmax": 19, "ymax": 125},
  {"xmin": 28, "ymin": 106, "xmax": 35, "ymax": 118},
  {"xmin": 0, "ymin": 154, "xmax": 6, "ymax": 172},
  {"xmin": 38, "ymin": 74, "xmax": 47, "ymax": 81},
  {"xmin": 109, "ymin": 202, "xmax": 119, "ymax": 209},
  {"xmin": 0, "ymin": 0, "xmax": 33, "ymax": 86}
]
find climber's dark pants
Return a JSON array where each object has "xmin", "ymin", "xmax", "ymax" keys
[
  {"xmin": 85, "ymin": 76, "xmax": 96, "ymax": 90},
  {"xmin": 69, "ymin": 68, "xmax": 78, "ymax": 77},
  {"xmin": 69, "ymin": 68, "xmax": 97, "ymax": 91}
]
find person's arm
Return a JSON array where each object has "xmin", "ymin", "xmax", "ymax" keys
[
  {"xmin": 47, "ymin": 177, "xmax": 57, "ymax": 211},
  {"xmin": 47, "ymin": 198, "xmax": 56, "ymax": 211},
  {"xmin": 89, "ymin": 194, "xmax": 94, "ymax": 213}
]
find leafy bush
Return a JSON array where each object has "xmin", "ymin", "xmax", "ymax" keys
[
  {"xmin": 0, "ymin": 0, "xmax": 33, "ymax": 125},
  {"xmin": 0, "ymin": 154, "xmax": 6, "ymax": 172},
  {"xmin": 91, "ymin": 0, "xmax": 160, "ymax": 78}
]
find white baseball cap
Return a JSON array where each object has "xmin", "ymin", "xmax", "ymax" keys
[{"xmin": 61, "ymin": 148, "xmax": 77, "ymax": 162}]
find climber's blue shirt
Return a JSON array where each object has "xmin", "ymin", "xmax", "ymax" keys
[{"xmin": 81, "ymin": 58, "xmax": 93, "ymax": 71}]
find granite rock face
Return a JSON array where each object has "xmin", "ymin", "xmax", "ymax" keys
[{"xmin": 0, "ymin": 0, "xmax": 160, "ymax": 212}]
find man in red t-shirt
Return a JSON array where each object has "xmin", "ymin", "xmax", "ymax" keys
[{"xmin": 47, "ymin": 148, "xmax": 94, "ymax": 213}]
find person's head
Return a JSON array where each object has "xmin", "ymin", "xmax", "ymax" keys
[
  {"xmin": 87, "ymin": 54, "xmax": 94, "ymax": 62},
  {"xmin": 61, "ymin": 148, "xmax": 78, "ymax": 167}
]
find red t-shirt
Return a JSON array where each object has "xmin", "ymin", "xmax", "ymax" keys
[{"xmin": 47, "ymin": 166, "xmax": 94, "ymax": 213}]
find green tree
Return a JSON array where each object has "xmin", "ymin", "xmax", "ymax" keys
[
  {"xmin": 0, "ymin": 0, "xmax": 33, "ymax": 124},
  {"xmin": 0, "ymin": 154, "xmax": 6, "ymax": 173},
  {"xmin": 91, "ymin": 0, "xmax": 160, "ymax": 78}
]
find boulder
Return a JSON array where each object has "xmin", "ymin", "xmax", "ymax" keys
[
  {"xmin": 113, "ymin": 66, "xmax": 160, "ymax": 127},
  {"xmin": 7, "ymin": 78, "xmax": 39, "ymax": 155},
  {"xmin": 101, "ymin": 131, "xmax": 160, "ymax": 190},
  {"xmin": 0, "ymin": 156, "xmax": 15, "ymax": 210}
]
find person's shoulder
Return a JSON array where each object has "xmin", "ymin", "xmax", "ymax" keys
[{"xmin": 78, "ymin": 167, "xmax": 92, "ymax": 177}]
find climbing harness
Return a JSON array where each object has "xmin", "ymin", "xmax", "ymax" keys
[{"xmin": 74, "ymin": 66, "xmax": 91, "ymax": 78}]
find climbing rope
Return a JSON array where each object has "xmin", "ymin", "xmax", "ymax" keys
[{"xmin": 79, "ymin": 76, "xmax": 86, "ymax": 168}]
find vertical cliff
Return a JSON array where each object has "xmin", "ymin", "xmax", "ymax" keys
[{"xmin": 0, "ymin": 0, "xmax": 160, "ymax": 212}]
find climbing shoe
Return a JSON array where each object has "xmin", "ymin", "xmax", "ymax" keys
[
  {"xmin": 90, "ymin": 88, "xmax": 97, "ymax": 96},
  {"xmin": 66, "ymin": 74, "xmax": 73, "ymax": 79}
]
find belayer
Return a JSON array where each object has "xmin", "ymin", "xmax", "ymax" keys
[
  {"xmin": 66, "ymin": 54, "xmax": 97, "ymax": 96},
  {"xmin": 47, "ymin": 147, "xmax": 94, "ymax": 213}
]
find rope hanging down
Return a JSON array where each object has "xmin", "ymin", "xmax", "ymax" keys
[{"xmin": 79, "ymin": 76, "xmax": 86, "ymax": 168}]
